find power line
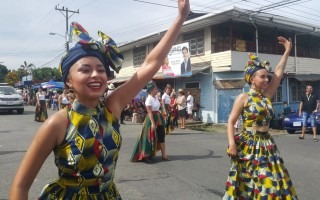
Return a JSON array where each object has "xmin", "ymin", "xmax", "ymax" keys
[{"xmin": 55, "ymin": 5, "xmax": 80, "ymax": 51}]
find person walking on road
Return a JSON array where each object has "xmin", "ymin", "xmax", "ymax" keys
[
  {"xmin": 34, "ymin": 86, "xmax": 48, "ymax": 122},
  {"xmin": 223, "ymin": 36, "xmax": 298, "ymax": 199},
  {"xmin": 10, "ymin": 1, "xmax": 190, "ymax": 198},
  {"xmin": 298, "ymin": 85, "xmax": 319, "ymax": 142},
  {"xmin": 130, "ymin": 81, "xmax": 169, "ymax": 162}
]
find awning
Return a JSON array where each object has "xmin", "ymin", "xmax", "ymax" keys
[
  {"xmin": 213, "ymin": 79, "xmax": 246, "ymax": 89},
  {"xmin": 109, "ymin": 66, "xmax": 139, "ymax": 83},
  {"xmin": 292, "ymin": 74, "xmax": 320, "ymax": 82}
]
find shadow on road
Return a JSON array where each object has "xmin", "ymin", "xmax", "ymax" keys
[{"xmin": 0, "ymin": 150, "xmax": 26, "ymax": 155}]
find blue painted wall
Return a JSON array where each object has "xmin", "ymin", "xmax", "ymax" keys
[{"xmin": 175, "ymin": 71, "xmax": 214, "ymax": 123}]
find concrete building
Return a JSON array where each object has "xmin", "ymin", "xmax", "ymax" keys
[{"xmin": 111, "ymin": 7, "xmax": 320, "ymax": 124}]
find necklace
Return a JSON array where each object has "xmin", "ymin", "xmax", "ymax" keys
[{"xmin": 307, "ymin": 94, "xmax": 311, "ymax": 101}]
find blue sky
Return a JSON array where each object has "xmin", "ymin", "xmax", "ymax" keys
[{"xmin": 1, "ymin": 0, "xmax": 320, "ymax": 70}]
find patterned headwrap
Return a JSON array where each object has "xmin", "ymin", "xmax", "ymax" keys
[
  {"xmin": 244, "ymin": 53, "xmax": 271, "ymax": 84},
  {"xmin": 146, "ymin": 81, "xmax": 156, "ymax": 93},
  {"xmin": 59, "ymin": 22, "xmax": 123, "ymax": 83}
]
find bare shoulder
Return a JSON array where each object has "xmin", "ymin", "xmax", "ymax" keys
[
  {"xmin": 37, "ymin": 109, "xmax": 68, "ymax": 146},
  {"xmin": 236, "ymin": 93, "xmax": 249, "ymax": 106}
]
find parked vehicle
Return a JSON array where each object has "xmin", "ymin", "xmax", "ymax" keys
[
  {"xmin": 0, "ymin": 85, "xmax": 24, "ymax": 114},
  {"xmin": 282, "ymin": 111, "xmax": 320, "ymax": 134}
]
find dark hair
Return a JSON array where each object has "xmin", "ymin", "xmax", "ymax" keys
[
  {"xmin": 182, "ymin": 46, "xmax": 188, "ymax": 52},
  {"xmin": 146, "ymin": 81, "xmax": 156, "ymax": 93}
]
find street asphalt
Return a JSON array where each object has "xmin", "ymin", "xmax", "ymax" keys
[{"xmin": 0, "ymin": 106, "xmax": 319, "ymax": 200}]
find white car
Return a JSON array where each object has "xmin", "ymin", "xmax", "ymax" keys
[{"xmin": 0, "ymin": 86, "xmax": 24, "ymax": 114}]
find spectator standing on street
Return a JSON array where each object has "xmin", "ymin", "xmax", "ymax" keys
[
  {"xmin": 162, "ymin": 84, "xmax": 173, "ymax": 134},
  {"xmin": 186, "ymin": 91, "xmax": 194, "ymax": 120},
  {"xmin": 176, "ymin": 88, "xmax": 187, "ymax": 129},
  {"xmin": 106, "ymin": 83, "xmax": 115, "ymax": 97},
  {"xmin": 298, "ymin": 85, "xmax": 319, "ymax": 142},
  {"xmin": 58, "ymin": 88, "xmax": 70, "ymax": 110},
  {"xmin": 170, "ymin": 93, "xmax": 178, "ymax": 127},
  {"xmin": 282, "ymin": 101, "xmax": 291, "ymax": 117},
  {"xmin": 223, "ymin": 37, "xmax": 298, "ymax": 199},
  {"xmin": 10, "ymin": 1, "xmax": 190, "ymax": 198}
]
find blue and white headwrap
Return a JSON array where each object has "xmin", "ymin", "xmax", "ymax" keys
[{"xmin": 59, "ymin": 22, "xmax": 124, "ymax": 83}]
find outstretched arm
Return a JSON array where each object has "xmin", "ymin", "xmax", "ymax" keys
[
  {"xmin": 107, "ymin": 0, "xmax": 190, "ymax": 118},
  {"xmin": 10, "ymin": 111, "xmax": 68, "ymax": 199},
  {"xmin": 264, "ymin": 36, "xmax": 292, "ymax": 99}
]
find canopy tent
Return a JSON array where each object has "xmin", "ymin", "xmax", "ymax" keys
[
  {"xmin": 32, "ymin": 79, "xmax": 64, "ymax": 89},
  {"xmin": 134, "ymin": 89, "xmax": 147, "ymax": 102}
]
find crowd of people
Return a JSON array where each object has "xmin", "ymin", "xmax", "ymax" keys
[
  {"xmin": 9, "ymin": 0, "xmax": 305, "ymax": 199},
  {"xmin": 33, "ymin": 87, "xmax": 75, "ymax": 122}
]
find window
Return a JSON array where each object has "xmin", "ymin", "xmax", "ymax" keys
[
  {"xmin": 289, "ymin": 78, "xmax": 305, "ymax": 102},
  {"xmin": 271, "ymin": 84, "xmax": 282, "ymax": 103},
  {"xmin": 183, "ymin": 30, "xmax": 204, "ymax": 56},
  {"xmin": 185, "ymin": 82, "xmax": 200, "ymax": 88},
  {"xmin": 133, "ymin": 46, "xmax": 146, "ymax": 67}
]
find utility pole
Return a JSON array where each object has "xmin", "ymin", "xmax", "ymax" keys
[{"xmin": 55, "ymin": 5, "xmax": 79, "ymax": 51}]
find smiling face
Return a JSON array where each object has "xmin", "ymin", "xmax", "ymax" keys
[
  {"xmin": 66, "ymin": 56, "xmax": 107, "ymax": 105},
  {"xmin": 250, "ymin": 69, "xmax": 269, "ymax": 89}
]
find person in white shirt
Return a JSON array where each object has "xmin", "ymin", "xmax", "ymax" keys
[
  {"xmin": 131, "ymin": 81, "xmax": 169, "ymax": 162},
  {"xmin": 162, "ymin": 85, "xmax": 173, "ymax": 133},
  {"xmin": 186, "ymin": 91, "xmax": 194, "ymax": 120},
  {"xmin": 106, "ymin": 83, "xmax": 115, "ymax": 97}
]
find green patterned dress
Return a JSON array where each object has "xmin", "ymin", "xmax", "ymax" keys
[
  {"xmin": 223, "ymin": 89, "xmax": 298, "ymax": 200},
  {"xmin": 39, "ymin": 100, "xmax": 122, "ymax": 199}
]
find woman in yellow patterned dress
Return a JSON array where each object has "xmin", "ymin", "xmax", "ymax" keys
[
  {"xmin": 10, "ymin": 1, "xmax": 190, "ymax": 199},
  {"xmin": 223, "ymin": 36, "xmax": 299, "ymax": 199}
]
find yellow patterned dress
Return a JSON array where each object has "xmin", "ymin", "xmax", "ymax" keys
[
  {"xmin": 223, "ymin": 89, "xmax": 298, "ymax": 200},
  {"xmin": 39, "ymin": 100, "xmax": 122, "ymax": 199}
]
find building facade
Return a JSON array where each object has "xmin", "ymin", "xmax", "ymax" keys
[{"xmin": 113, "ymin": 7, "xmax": 320, "ymax": 124}]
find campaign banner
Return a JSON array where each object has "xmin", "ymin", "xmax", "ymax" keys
[{"xmin": 161, "ymin": 42, "xmax": 192, "ymax": 78}]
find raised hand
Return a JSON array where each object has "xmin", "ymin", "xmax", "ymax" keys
[
  {"xmin": 178, "ymin": 0, "xmax": 190, "ymax": 19},
  {"xmin": 278, "ymin": 36, "xmax": 292, "ymax": 53}
]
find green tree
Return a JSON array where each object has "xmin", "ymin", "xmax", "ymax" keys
[
  {"xmin": 32, "ymin": 68, "xmax": 43, "ymax": 83},
  {"xmin": 16, "ymin": 68, "xmax": 27, "ymax": 80},
  {"xmin": 20, "ymin": 61, "xmax": 35, "ymax": 76},
  {"xmin": 0, "ymin": 64, "xmax": 9, "ymax": 83},
  {"xmin": 5, "ymin": 71, "xmax": 19, "ymax": 86},
  {"xmin": 52, "ymin": 67, "xmax": 62, "ymax": 81},
  {"xmin": 41, "ymin": 67, "xmax": 54, "ymax": 81}
]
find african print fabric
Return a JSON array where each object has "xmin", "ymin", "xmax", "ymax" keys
[
  {"xmin": 35, "ymin": 100, "xmax": 48, "ymax": 122},
  {"xmin": 130, "ymin": 112, "xmax": 165, "ymax": 161},
  {"xmin": 163, "ymin": 104, "xmax": 174, "ymax": 134},
  {"xmin": 39, "ymin": 100, "xmax": 122, "ymax": 199},
  {"xmin": 223, "ymin": 89, "xmax": 298, "ymax": 200}
]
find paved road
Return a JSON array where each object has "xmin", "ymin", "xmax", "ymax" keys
[{"xmin": 0, "ymin": 106, "xmax": 319, "ymax": 199}]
